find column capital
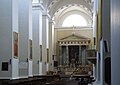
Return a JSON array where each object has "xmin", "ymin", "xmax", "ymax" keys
[
  {"xmin": 42, "ymin": 12, "xmax": 51, "ymax": 19},
  {"xmin": 49, "ymin": 19, "xmax": 55, "ymax": 26},
  {"xmin": 49, "ymin": 19, "xmax": 54, "ymax": 23}
]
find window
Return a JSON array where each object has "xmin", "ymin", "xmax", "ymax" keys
[{"xmin": 62, "ymin": 14, "xmax": 87, "ymax": 27}]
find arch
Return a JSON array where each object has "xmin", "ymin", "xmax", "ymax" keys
[{"xmin": 55, "ymin": 10, "xmax": 92, "ymax": 27}]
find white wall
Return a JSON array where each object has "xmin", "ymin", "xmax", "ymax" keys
[
  {"xmin": 101, "ymin": 0, "xmax": 110, "ymax": 85},
  {"xmin": 28, "ymin": 0, "xmax": 33, "ymax": 77},
  {"xmin": 18, "ymin": 0, "xmax": 32, "ymax": 77},
  {"xmin": 12, "ymin": 0, "xmax": 19, "ymax": 79},
  {"xmin": 42, "ymin": 15, "xmax": 49, "ymax": 74},
  {"xmin": 49, "ymin": 21, "xmax": 54, "ymax": 71},
  {"xmin": 39, "ymin": 11, "xmax": 42, "ymax": 45},
  {"xmin": 32, "ymin": 10, "xmax": 40, "ymax": 75},
  {"xmin": 39, "ymin": 10, "xmax": 43, "ymax": 75}
]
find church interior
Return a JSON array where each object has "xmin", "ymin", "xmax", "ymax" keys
[{"xmin": 0, "ymin": 0, "xmax": 120, "ymax": 85}]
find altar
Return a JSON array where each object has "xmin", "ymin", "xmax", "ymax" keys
[{"xmin": 58, "ymin": 34, "xmax": 91, "ymax": 66}]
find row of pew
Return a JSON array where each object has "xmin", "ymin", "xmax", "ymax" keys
[
  {"xmin": 0, "ymin": 75, "xmax": 60, "ymax": 85},
  {"xmin": 0, "ymin": 75, "xmax": 95, "ymax": 85}
]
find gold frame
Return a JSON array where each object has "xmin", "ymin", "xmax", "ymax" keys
[
  {"xmin": 29, "ymin": 39, "xmax": 32, "ymax": 60},
  {"xmin": 13, "ymin": 32, "xmax": 18, "ymax": 58},
  {"xmin": 40, "ymin": 45, "xmax": 42, "ymax": 62},
  {"xmin": 47, "ymin": 48, "xmax": 49, "ymax": 63}
]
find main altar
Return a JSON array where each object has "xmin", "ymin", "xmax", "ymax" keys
[
  {"xmin": 58, "ymin": 34, "xmax": 91, "ymax": 66},
  {"xmin": 56, "ymin": 34, "xmax": 93, "ymax": 75}
]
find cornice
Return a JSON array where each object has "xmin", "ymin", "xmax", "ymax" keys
[{"xmin": 32, "ymin": 3, "xmax": 45, "ymax": 11}]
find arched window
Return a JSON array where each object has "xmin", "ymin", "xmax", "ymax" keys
[{"xmin": 62, "ymin": 14, "xmax": 87, "ymax": 27}]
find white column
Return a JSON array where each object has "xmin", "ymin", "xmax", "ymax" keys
[
  {"xmin": 32, "ymin": 9, "xmax": 41, "ymax": 75},
  {"xmin": 18, "ymin": 0, "xmax": 32, "ymax": 77},
  {"xmin": 0, "ymin": 0, "xmax": 19, "ymax": 79},
  {"xmin": 32, "ymin": 4, "xmax": 44, "ymax": 75},
  {"xmin": 39, "ymin": 8, "xmax": 43, "ymax": 75},
  {"xmin": 12, "ymin": 0, "xmax": 19, "ymax": 79},
  {"xmin": 49, "ymin": 20, "xmax": 54, "ymax": 71},
  {"xmin": 28, "ymin": 0, "xmax": 33, "ymax": 77},
  {"xmin": 96, "ymin": 52, "xmax": 100, "ymax": 83},
  {"xmin": 100, "ymin": 39, "xmax": 104, "ymax": 85},
  {"xmin": 82, "ymin": 49, "xmax": 86, "ymax": 65},
  {"xmin": 93, "ymin": 0, "xmax": 97, "ymax": 49},
  {"xmin": 42, "ymin": 14, "xmax": 49, "ymax": 74},
  {"xmin": 111, "ymin": 0, "xmax": 120, "ymax": 84}
]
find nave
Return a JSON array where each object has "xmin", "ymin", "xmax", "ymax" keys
[{"xmin": 1, "ymin": 0, "xmax": 117, "ymax": 85}]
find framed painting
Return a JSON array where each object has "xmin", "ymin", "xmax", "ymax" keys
[
  {"xmin": 29, "ymin": 39, "xmax": 32, "ymax": 60},
  {"xmin": 13, "ymin": 32, "xmax": 18, "ymax": 58},
  {"xmin": 40, "ymin": 45, "xmax": 42, "ymax": 62},
  {"xmin": 47, "ymin": 48, "xmax": 49, "ymax": 63}
]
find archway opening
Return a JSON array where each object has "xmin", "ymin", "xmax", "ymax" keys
[{"xmin": 62, "ymin": 14, "xmax": 87, "ymax": 27}]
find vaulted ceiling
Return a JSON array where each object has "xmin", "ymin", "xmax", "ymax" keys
[
  {"xmin": 47, "ymin": 0, "xmax": 92, "ymax": 16},
  {"xmin": 42, "ymin": 0, "xmax": 93, "ymax": 27}
]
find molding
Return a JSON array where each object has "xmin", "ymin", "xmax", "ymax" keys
[
  {"xmin": 55, "ymin": 26, "xmax": 93, "ymax": 30},
  {"xmin": 32, "ymin": 3, "xmax": 52, "ymax": 20},
  {"xmin": 18, "ymin": 76, "xmax": 28, "ymax": 79},
  {"xmin": 28, "ymin": 75, "xmax": 33, "ymax": 77},
  {"xmin": 11, "ymin": 77, "xmax": 19, "ymax": 80},
  {"xmin": 32, "ymin": 3, "xmax": 45, "ymax": 11}
]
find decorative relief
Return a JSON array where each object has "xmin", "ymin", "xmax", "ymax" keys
[{"xmin": 59, "ymin": 40, "xmax": 90, "ymax": 46}]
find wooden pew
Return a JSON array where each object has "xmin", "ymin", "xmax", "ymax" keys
[{"xmin": 0, "ymin": 77, "xmax": 46, "ymax": 85}]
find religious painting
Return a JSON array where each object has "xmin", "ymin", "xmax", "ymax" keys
[
  {"xmin": 29, "ymin": 39, "xmax": 32, "ymax": 60},
  {"xmin": 13, "ymin": 32, "xmax": 18, "ymax": 58},
  {"xmin": 47, "ymin": 48, "xmax": 49, "ymax": 63},
  {"xmin": 69, "ymin": 46, "xmax": 79, "ymax": 64},
  {"xmin": 40, "ymin": 45, "xmax": 42, "ymax": 62}
]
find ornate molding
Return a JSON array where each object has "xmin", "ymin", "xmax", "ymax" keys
[{"xmin": 58, "ymin": 40, "xmax": 90, "ymax": 46}]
